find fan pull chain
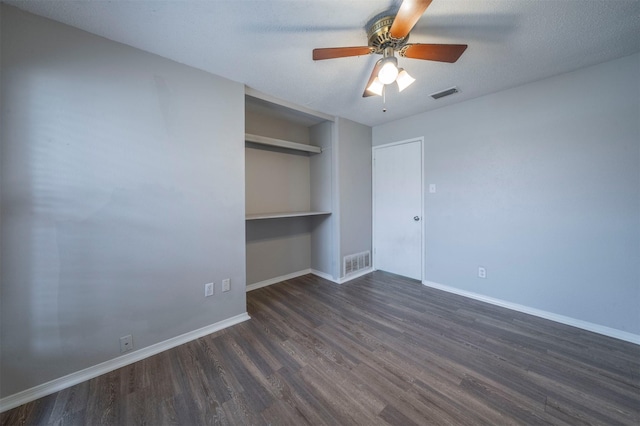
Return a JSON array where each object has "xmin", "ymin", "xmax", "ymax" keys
[{"xmin": 382, "ymin": 86, "xmax": 387, "ymax": 113}]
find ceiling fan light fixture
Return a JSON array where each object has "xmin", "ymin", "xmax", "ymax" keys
[
  {"xmin": 396, "ymin": 68, "xmax": 415, "ymax": 92},
  {"xmin": 366, "ymin": 77, "xmax": 385, "ymax": 96},
  {"xmin": 378, "ymin": 58, "xmax": 399, "ymax": 85},
  {"xmin": 378, "ymin": 47, "xmax": 399, "ymax": 85}
]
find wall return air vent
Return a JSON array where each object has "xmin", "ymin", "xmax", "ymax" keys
[
  {"xmin": 430, "ymin": 86, "xmax": 459, "ymax": 100},
  {"xmin": 343, "ymin": 251, "xmax": 371, "ymax": 277}
]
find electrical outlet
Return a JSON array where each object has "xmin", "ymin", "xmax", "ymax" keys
[
  {"xmin": 205, "ymin": 282, "xmax": 214, "ymax": 297},
  {"xmin": 222, "ymin": 278, "xmax": 230, "ymax": 292},
  {"xmin": 478, "ymin": 266, "xmax": 487, "ymax": 279},
  {"xmin": 120, "ymin": 335, "xmax": 133, "ymax": 353}
]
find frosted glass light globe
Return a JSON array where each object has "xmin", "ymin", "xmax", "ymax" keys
[
  {"xmin": 396, "ymin": 69, "xmax": 415, "ymax": 92},
  {"xmin": 378, "ymin": 61, "xmax": 399, "ymax": 85}
]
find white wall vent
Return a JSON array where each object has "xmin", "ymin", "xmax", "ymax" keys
[{"xmin": 343, "ymin": 251, "xmax": 371, "ymax": 277}]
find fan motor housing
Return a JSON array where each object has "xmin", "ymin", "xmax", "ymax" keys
[{"xmin": 367, "ymin": 15, "xmax": 409, "ymax": 54}]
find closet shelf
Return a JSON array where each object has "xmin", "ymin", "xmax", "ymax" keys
[
  {"xmin": 246, "ymin": 211, "xmax": 331, "ymax": 221},
  {"xmin": 245, "ymin": 133, "xmax": 322, "ymax": 154}
]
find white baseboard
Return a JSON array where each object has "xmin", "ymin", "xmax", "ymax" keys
[
  {"xmin": 310, "ymin": 269, "xmax": 339, "ymax": 283},
  {"xmin": 422, "ymin": 280, "xmax": 640, "ymax": 346},
  {"xmin": 0, "ymin": 312, "xmax": 251, "ymax": 413},
  {"xmin": 246, "ymin": 268, "xmax": 375, "ymax": 289},
  {"xmin": 246, "ymin": 269, "xmax": 312, "ymax": 292},
  {"xmin": 337, "ymin": 267, "xmax": 375, "ymax": 284}
]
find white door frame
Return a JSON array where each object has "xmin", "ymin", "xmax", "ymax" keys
[{"xmin": 372, "ymin": 137, "xmax": 425, "ymax": 281}]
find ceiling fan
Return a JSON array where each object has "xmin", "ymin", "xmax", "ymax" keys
[{"xmin": 312, "ymin": 0, "xmax": 467, "ymax": 97}]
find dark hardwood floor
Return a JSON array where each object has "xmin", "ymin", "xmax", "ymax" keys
[{"xmin": 2, "ymin": 271, "xmax": 639, "ymax": 425}]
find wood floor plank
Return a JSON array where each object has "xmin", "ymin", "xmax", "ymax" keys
[
  {"xmin": 270, "ymin": 366, "xmax": 342, "ymax": 425},
  {"xmin": 458, "ymin": 374, "xmax": 555, "ymax": 424},
  {"xmin": 378, "ymin": 403, "xmax": 420, "ymax": 426},
  {"xmin": 2, "ymin": 271, "xmax": 639, "ymax": 425},
  {"xmin": 297, "ymin": 363, "xmax": 381, "ymax": 425}
]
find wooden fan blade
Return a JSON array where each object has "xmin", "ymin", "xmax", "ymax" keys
[
  {"xmin": 390, "ymin": 0, "xmax": 433, "ymax": 39},
  {"xmin": 313, "ymin": 46, "xmax": 373, "ymax": 60},
  {"xmin": 400, "ymin": 43, "xmax": 468, "ymax": 63},
  {"xmin": 363, "ymin": 60, "xmax": 383, "ymax": 97}
]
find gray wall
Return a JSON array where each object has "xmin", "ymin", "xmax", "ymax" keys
[
  {"xmin": 310, "ymin": 121, "xmax": 335, "ymax": 277},
  {"xmin": 373, "ymin": 53, "xmax": 640, "ymax": 335},
  {"xmin": 336, "ymin": 118, "xmax": 373, "ymax": 276},
  {"xmin": 245, "ymin": 219, "xmax": 311, "ymax": 284},
  {"xmin": 1, "ymin": 6, "xmax": 247, "ymax": 397}
]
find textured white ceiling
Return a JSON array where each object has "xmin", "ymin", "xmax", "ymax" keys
[{"xmin": 5, "ymin": 0, "xmax": 640, "ymax": 126}]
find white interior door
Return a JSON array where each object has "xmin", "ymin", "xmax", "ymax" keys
[{"xmin": 373, "ymin": 139, "xmax": 423, "ymax": 280}]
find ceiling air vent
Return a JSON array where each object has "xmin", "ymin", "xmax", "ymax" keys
[{"xmin": 430, "ymin": 86, "xmax": 459, "ymax": 100}]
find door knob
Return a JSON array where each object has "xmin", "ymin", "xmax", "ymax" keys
[{"xmin": 414, "ymin": 216, "xmax": 420, "ymax": 221}]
